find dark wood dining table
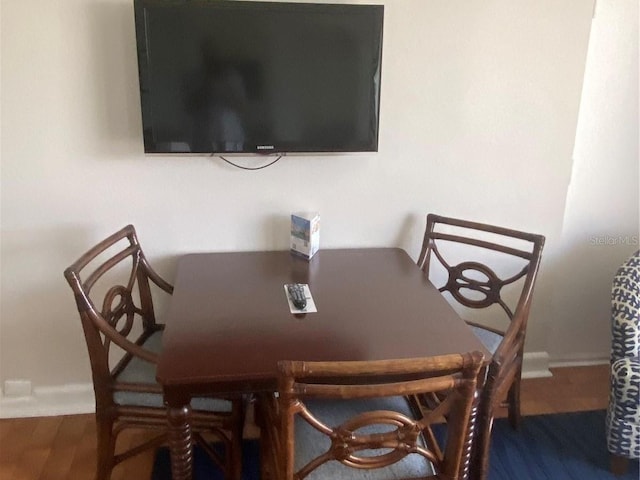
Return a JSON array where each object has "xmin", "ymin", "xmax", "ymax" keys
[{"xmin": 156, "ymin": 248, "xmax": 490, "ymax": 480}]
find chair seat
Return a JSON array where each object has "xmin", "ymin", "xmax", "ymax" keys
[
  {"xmin": 114, "ymin": 330, "xmax": 232, "ymax": 412},
  {"xmin": 469, "ymin": 324, "xmax": 503, "ymax": 354},
  {"xmin": 294, "ymin": 396, "xmax": 434, "ymax": 479}
]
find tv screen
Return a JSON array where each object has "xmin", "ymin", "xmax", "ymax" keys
[{"xmin": 134, "ymin": 0, "xmax": 384, "ymax": 154}]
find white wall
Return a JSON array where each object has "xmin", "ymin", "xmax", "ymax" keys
[
  {"xmin": 547, "ymin": 0, "xmax": 639, "ymax": 364},
  {"xmin": 2, "ymin": 0, "xmax": 629, "ymax": 409}
]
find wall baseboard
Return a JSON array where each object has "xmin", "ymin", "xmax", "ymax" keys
[
  {"xmin": 522, "ymin": 351, "xmax": 552, "ymax": 379},
  {"xmin": 0, "ymin": 383, "xmax": 94, "ymax": 419},
  {"xmin": 549, "ymin": 353, "xmax": 609, "ymax": 368},
  {"xmin": 0, "ymin": 351, "xmax": 580, "ymax": 418}
]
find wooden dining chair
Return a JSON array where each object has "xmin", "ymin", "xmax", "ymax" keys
[
  {"xmin": 64, "ymin": 225, "xmax": 245, "ymax": 480},
  {"xmin": 416, "ymin": 213, "xmax": 545, "ymax": 480},
  {"xmin": 257, "ymin": 352, "xmax": 484, "ymax": 480}
]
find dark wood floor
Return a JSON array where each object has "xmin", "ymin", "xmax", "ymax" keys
[{"xmin": 0, "ymin": 364, "xmax": 610, "ymax": 480}]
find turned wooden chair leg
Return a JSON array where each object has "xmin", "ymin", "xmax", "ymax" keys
[
  {"xmin": 253, "ymin": 398, "xmax": 270, "ymax": 480},
  {"xmin": 610, "ymin": 454, "xmax": 629, "ymax": 476},
  {"xmin": 229, "ymin": 399, "xmax": 245, "ymax": 480},
  {"xmin": 507, "ymin": 373, "xmax": 522, "ymax": 430},
  {"xmin": 229, "ymin": 432, "xmax": 243, "ymax": 480},
  {"xmin": 255, "ymin": 395, "xmax": 281, "ymax": 480},
  {"xmin": 471, "ymin": 400, "xmax": 495, "ymax": 480},
  {"xmin": 95, "ymin": 416, "xmax": 115, "ymax": 480}
]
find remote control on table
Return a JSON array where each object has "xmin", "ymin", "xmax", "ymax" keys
[{"xmin": 287, "ymin": 284, "xmax": 307, "ymax": 310}]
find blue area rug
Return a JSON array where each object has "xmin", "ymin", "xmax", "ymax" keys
[
  {"xmin": 487, "ymin": 409, "xmax": 638, "ymax": 480},
  {"xmin": 152, "ymin": 409, "xmax": 639, "ymax": 479},
  {"xmin": 151, "ymin": 440, "xmax": 260, "ymax": 480}
]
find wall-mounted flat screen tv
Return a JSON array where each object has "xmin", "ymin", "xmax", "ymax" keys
[{"xmin": 134, "ymin": 0, "xmax": 384, "ymax": 154}]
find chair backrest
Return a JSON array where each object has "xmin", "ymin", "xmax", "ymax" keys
[
  {"xmin": 64, "ymin": 225, "xmax": 173, "ymax": 404},
  {"xmin": 417, "ymin": 214, "xmax": 545, "ymax": 360},
  {"xmin": 276, "ymin": 352, "xmax": 484, "ymax": 480},
  {"xmin": 611, "ymin": 250, "xmax": 640, "ymax": 361}
]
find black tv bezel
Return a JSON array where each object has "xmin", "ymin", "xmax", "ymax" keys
[{"xmin": 133, "ymin": 0, "xmax": 384, "ymax": 155}]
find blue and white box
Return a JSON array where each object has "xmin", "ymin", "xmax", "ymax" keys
[{"xmin": 291, "ymin": 212, "xmax": 320, "ymax": 260}]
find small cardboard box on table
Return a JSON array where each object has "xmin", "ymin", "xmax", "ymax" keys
[{"xmin": 290, "ymin": 212, "xmax": 320, "ymax": 260}]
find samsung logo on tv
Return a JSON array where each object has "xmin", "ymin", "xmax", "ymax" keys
[{"xmin": 257, "ymin": 145, "xmax": 275, "ymax": 150}]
